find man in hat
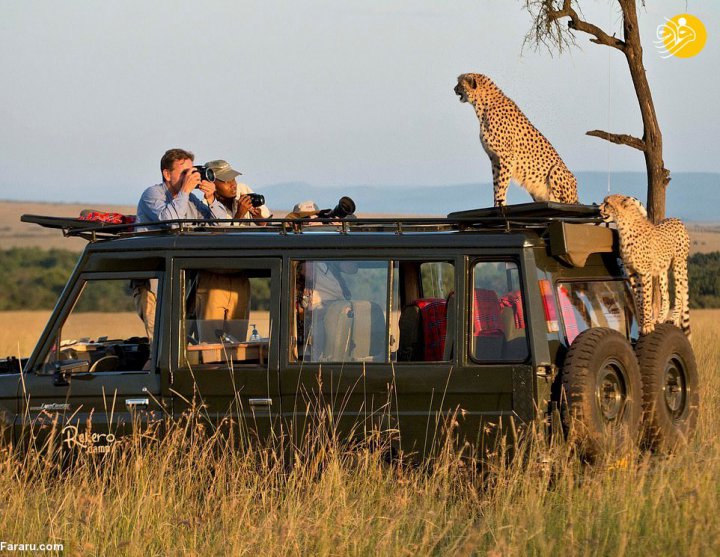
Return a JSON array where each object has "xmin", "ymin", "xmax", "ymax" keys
[{"xmin": 205, "ymin": 159, "xmax": 271, "ymax": 226}]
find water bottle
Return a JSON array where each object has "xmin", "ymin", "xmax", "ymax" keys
[{"xmin": 249, "ymin": 324, "xmax": 261, "ymax": 342}]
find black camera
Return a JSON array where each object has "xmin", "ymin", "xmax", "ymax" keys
[
  {"xmin": 193, "ymin": 165, "xmax": 215, "ymax": 182},
  {"xmin": 317, "ymin": 196, "xmax": 356, "ymax": 219},
  {"xmin": 247, "ymin": 193, "xmax": 265, "ymax": 208}
]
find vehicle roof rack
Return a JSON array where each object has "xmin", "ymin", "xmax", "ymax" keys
[
  {"xmin": 21, "ymin": 202, "xmax": 605, "ymax": 242},
  {"xmin": 447, "ymin": 201, "xmax": 601, "ymax": 220}
]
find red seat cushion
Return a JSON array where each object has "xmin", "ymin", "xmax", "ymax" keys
[
  {"xmin": 473, "ymin": 289, "xmax": 502, "ymax": 336},
  {"xmin": 415, "ymin": 298, "xmax": 447, "ymax": 361},
  {"xmin": 499, "ymin": 290, "xmax": 525, "ymax": 329}
]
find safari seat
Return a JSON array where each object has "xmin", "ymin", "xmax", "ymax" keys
[
  {"xmin": 398, "ymin": 298, "xmax": 448, "ymax": 361},
  {"xmin": 472, "ymin": 288, "xmax": 505, "ymax": 360}
]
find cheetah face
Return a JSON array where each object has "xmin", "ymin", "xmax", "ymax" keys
[
  {"xmin": 454, "ymin": 75, "xmax": 473, "ymax": 103},
  {"xmin": 600, "ymin": 194, "xmax": 644, "ymax": 223},
  {"xmin": 599, "ymin": 195, "xmax": 624, "ymax": 222},
  {"xmin": 599, "ymin": 201, "xmax": 615, "ymax": 223},
  {"xmin": 455, "ymin": 73, "xmax": 496, "ymax": 105}
]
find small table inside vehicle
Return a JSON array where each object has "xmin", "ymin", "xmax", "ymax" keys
[{"xmin": 186, "ymin": 341, "xmax": 269, "ymax": 365}]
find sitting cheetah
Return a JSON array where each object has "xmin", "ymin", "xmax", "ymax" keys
[
  {"xmin": 599, "ymin": 194, "xmax": 691, "ymax": 338},
  {"xmin": 454, "ymin": 73, "xmax": 579, "ymax": 206}
]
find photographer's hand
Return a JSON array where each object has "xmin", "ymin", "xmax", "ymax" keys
[
  {"xmin": 197, "ymin": 180, "xmax": 216, "ymax": 204},
  {"xmin": 180, "ymin": 168, "xmax": 201, "ymax": 194},
  {"xmin": 235, "ymin": 195, "xmax": 253, "ymax": 219},
  {"xmin": 249, "ymin": 205, "xmax": 268, "ymax": 226}
]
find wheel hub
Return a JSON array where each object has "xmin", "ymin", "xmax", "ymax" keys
[
  {"xmin": 597, "ymin": 361, "xmax": 627, "ymax": 422},
  {"xmin": 664, "ymin": 356, "xmax": 687, "ymax": 419}
]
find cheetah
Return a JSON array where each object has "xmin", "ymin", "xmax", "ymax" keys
[
  {"xmin": 454, "ymin": 73, "xmax": 579, "ymax": 206},
  {"xmin": 599, "ymin": 194, "xmax": 691, "ymax": 338}
]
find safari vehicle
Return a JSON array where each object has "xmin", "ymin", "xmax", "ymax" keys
[{"xmin": 0, "ymin": 203, "xmax": 698, "ymax": 458}]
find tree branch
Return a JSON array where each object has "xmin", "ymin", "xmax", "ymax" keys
[
  {"xmin": 547, "ymin": 0, "xmax": 626, "ymax": 51},
  {"xmin": 586, "ymin": 129, "xmax": 645, "ymax": 151}
]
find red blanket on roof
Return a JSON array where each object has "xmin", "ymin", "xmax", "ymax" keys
[{"xmin": 78, "ymin": 211, "xmax": 136, "ymax": 224}]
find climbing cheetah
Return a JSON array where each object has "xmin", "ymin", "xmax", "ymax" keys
[
  {"xmin": 454, "ymin": 73, "xmax": 579, "ymax": 206},
  {"xmin": 599, "ymin": 194, "xmax": 691, "ymax": 338}
]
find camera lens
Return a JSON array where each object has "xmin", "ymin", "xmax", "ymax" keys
[
  {"xmin": 193, "ymin": 165, "xmax": 215, "ymax": 182},
  {"xmin": 333, "ymin": 196, "xmax": 356, "ymax": 218},
  {"xmin": 249, "ymin": 193, "xmax": 265, "ymax": 208}
]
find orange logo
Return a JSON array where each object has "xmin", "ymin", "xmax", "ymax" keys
[{"xmin": 655, "ymin": 14, "xmax": 707, "ymax": 58}]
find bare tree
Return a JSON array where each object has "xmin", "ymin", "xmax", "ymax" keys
[{"xmin": 524, "ymin": 0, "xmax": 670, "ymax": 223}]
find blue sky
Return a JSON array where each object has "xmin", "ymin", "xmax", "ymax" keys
[{"xmin": 0, "ymin": 1, "xmax": 717, "ymax": 204}]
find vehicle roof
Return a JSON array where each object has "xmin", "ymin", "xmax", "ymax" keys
[{"xmin": 21, "ymin": 201, "xmax": 608, "ymax": 255}]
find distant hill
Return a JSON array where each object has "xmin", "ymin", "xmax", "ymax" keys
[{"xmin": 260, "ymin": 171, "xmax": 720, "ymax": 221}]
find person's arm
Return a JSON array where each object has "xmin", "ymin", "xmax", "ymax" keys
[{"xmin": 138, "ymin": 186, "xmax": 193, "ymax": 222}]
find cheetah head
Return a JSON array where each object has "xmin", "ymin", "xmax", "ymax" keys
[
  {"xmin": 599, "ymin": 194, "xmax": 647, "ymax": 223},
  {"xmin": 454, "ymin": 73, "xmax": 497, "ymax": 105}
]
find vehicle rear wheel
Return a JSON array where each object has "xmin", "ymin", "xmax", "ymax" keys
[
  {"xmin": 560, "ymin": 328, "xmax": 642, "ymax": 459},
  {"xmin": 635, "ymin": 324, "xmax": 699, "ymax": 452}
]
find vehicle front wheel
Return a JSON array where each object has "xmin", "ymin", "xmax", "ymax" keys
[
  {"xmin": 635, "ymin": 323, "xmax": 699, "ymax": 453},
  {"xmin": 559, "ymin": 328, "xmax": 642, "ymax": 459}
]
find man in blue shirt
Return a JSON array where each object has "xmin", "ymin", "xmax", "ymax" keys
[
  {"xmin": 135, "ymin": 148, "xmax": 226, "ymax": 231},
  {"xmin": 133, "ymin": 148, "xmax": 227, "ymax": 342}
]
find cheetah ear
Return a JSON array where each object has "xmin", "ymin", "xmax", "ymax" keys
[{"xmin": 466, "ymin": 75, "xmax": 477, "ymax": 89}]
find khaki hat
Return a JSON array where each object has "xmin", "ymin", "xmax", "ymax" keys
[{"xmin": 205, "ymin": 159, "xmax": 242, "ymax": 181}]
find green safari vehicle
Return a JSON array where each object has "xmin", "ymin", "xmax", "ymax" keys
[{"xmin": 0, "ymin": 203, "xmax": 698, "ymax": 458}]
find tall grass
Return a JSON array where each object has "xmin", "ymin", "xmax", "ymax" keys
[{"xmin": 1, "ymin": 312, "xmax": 720, "ymax": 555}]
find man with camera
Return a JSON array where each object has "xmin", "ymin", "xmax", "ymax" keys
[
  {"xmin": 205, "ymin": 159, "xmax": 271, "ymax": 226},
  {"xmin": 135, "ymin": 148, "xmax": 227, "ymax": 232},
  {"xmin": 133, "ymin": 148, "xmax": 226, "ymax": 341}
]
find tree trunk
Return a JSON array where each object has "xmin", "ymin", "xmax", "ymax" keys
[{"xmin": 619, "ymin": 0, "xmax": 670, "ymax": 223}]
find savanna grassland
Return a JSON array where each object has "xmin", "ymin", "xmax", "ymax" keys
[{"xmin": 0, "ymin": 311, "xmax": 717, "ymax": 555}]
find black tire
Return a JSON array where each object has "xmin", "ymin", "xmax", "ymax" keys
[
  {"xmin": 560, "ymin": 328, "xmax": 642, "ymax": 459},
  {"xmin": 635, "ymin": 323, "xmax": 699, "ymax": 452}
]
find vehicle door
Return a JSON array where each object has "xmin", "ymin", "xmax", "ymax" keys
[
  {"xmin": 282, "ymin": 258, "xmax": 396, "ymax": 452},
  {"xmin": 389, "ymin": 255, "xmax": 535, "ymax": 457},
  {"xmin": 17, "ymin": 271, "xmax": 165, "ymax": 456},
  {"xmin": 169, "ymin": 257, "xmax": 281, "ymax": 444}
]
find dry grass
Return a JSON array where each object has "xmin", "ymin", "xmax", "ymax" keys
[{"xmin": 0, "ymin": 311, "xmax": 719, "ymax": 555}]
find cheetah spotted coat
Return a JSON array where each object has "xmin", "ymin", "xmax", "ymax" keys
[
  {"xmin": 600, "ymin": 194, "xmax": 691, "ymax": 338},
  {"xmin": 455, "ymin": 73, "xmax": 579, "ymax": 206}
]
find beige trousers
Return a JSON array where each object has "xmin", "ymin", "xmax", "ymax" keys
[
  {"xmin": 133, "ymin": 282, "xmax": 157, "ymax": 340},
  {"xmin": 195, "ymin": 272, "xmax": 251, "ymax": 341}
]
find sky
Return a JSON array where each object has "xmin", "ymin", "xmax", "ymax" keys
[{"xmin": 0, "ymin": 0, "xmax": 717, "ymax": 204}]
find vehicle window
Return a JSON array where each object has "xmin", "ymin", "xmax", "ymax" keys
[
  {"xmin": 471, "ymin": 261, "xmax": 528, "ymax": 362},
  {"xmin": 293, "ymin": 260, "xmax": 389, "ymax": 363},
  {"xmin": 557, "ymin": 281, "xmax": 637, "ymax": 344},
  {"xmin": 397, "ymin": 261, "xmax": 455, "ymax": 362},
  {"xmin": 36, "ymin": 277, "xmax": 156, "ymax": 374},
  {"xmin": 420, "ymin": 262, "xmax": 454, "ymax": 299},
  {"xmin": 183, "ymin": 269, "xmax": 272, "ymax": 366}
]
